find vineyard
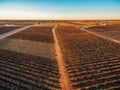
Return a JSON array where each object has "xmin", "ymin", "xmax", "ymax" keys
[
  {"xmin": 0, "ymin": 23, "xmax": 120, "ymax": 90},
  {"xmin": 56, "ymin": 26, "xmax": 120, "ymax": 89},
  {"xmin": 0, "ymin": 26, "xmax": 61, "ymax": 90},
  {"xmin": 87, "ymin": 25, "xmax": 120, "ymax": 41},
  {"xmin": 8, "ymin": 26, "xmax": 54, "ymax": 43},
  {"xmin": 0, "ymin": 26, "xmax": 22, "ymax": 35}
]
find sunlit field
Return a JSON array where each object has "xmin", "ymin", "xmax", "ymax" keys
[{"xmin": 0, "ymin": 20, "xmax": 120, "ymax": 90}]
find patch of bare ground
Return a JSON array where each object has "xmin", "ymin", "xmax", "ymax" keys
[{"xmin": 0, "ymin": 38, "xmax": 55, "ymax": 59}]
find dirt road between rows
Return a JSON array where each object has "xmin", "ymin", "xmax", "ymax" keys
[{"xmin": 52, "ymin": 27, "xmax": 72, "ymax": 90}]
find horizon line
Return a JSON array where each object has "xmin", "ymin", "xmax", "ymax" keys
[{"xmin": 0, "ymin": 19, "xmax": 120, "ymax": 21}]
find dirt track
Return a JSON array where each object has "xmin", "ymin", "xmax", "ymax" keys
[{"xmin": 52, "ymin": 27, "xmax": 72, "ymax": 90}]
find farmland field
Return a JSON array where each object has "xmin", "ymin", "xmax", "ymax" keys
[
  {"xmin": 56, "ymin": 26, "xmax": 120, "ymax": 89},
  {"xmin": 0, "ymin": 20, "xmax": 37, "ymax": 25},
  {"xmin": 0, "ymin": 25, "xmax": 61, "ymax": 90},
  {"xmin": 0, "ymin": 26, "xmax": 23, "ymax": 35},
  {"xmin": 0, "ymin": 21, "xmax": 120, "ymax": 90},
  {"xmin": 87, "ymin": 25, "xmax": 120, "ymax": 41},
  {"xmin": 8, "ymin": 26, "xmax": 54, "ymax": 43}
]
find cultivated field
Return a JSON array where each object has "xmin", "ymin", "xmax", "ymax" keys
[
  {"xmin": 68, "ymin": 20, "xmax": 120, "ymax": 26},
  {"xmin": 0, "ymin": 26, "xmax": 23, "ymax": 35},
  {"xmin": 8, "ymin": 26, "xmax": 54, "ymax": 43},
  {"xmin": 87, "ymin": 25, "xmax": 120, "ymax": 41},
  {"xmin": 56, "ymin": 26, "xmax": 120, "ymax": 89},
  {"xmin": 0, "ymin": 21, "xmax": 120, "ymax": 90},
  {"xmin": 0, "ymin": 20, "xmax": 37, "ymax": 25},
  {"xmin": 0, "ymin": 25, "xmax": 61, "ymax": 90}
]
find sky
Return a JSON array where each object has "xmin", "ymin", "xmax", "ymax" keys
[{"xmin": 0, "ymin": 0, "xmax": 120, "ymax": 20}]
